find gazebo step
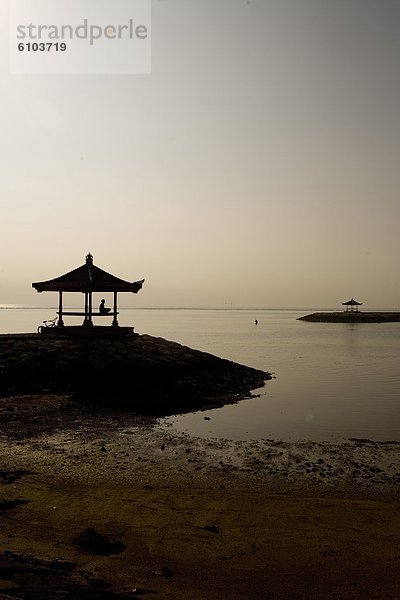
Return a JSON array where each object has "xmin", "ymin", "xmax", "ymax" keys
[{"xmin": 39, "ymin": 326, "xmax": 135, "ymax": 336}]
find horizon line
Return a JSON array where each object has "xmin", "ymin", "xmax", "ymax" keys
[{"xmin": 1, "ymin": 304, "xmax": 400, "ymax": 312}]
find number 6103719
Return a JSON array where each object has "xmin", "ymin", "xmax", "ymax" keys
[{"xmin": 18, "ymin": 42, "xmax": 67, "ymax": 51}]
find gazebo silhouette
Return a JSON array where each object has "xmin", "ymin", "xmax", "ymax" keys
[
  {"xmin": 32, "ymin": 253, "xmax": 144, "ymax": 334},
  {"xmin": 342, "ymin": 298, "xmax": 363, "ymax": 313}
]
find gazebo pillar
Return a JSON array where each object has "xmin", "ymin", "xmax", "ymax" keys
[
  {"xmin": 83, "ymin": 292, "xmax": 89, "ymax": 326},
  {"xmin": 83, "ymin": 292, "xmax": 93, "ymax": 327},
  {"xmin": 87, "ymin": 292, "xmax": 93, "ymax": 327},
  {"xmin": 57, "ymin": 291, "xmax": 64, "ymax": 327},
  {"xmin": 113, "ymin": 291, "xmax": 119, "ymax": 327}
]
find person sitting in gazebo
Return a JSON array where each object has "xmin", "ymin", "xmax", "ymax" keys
[{"xmin": 99, "ymin": 299, "xmax": 111, "ymax": 314}]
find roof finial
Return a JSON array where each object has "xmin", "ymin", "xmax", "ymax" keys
[{"xmin": 86, "ymin": 252, "xmax": 93, "ymax": 264}]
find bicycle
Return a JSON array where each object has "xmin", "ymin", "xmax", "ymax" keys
[{"xmin": 37, "ymin": 316, "xmax": 58, "ymax": 334}]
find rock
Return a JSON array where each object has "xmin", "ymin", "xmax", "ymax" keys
[
  {"xmin": 160, "ymin": 565, "xmax": 173, "ymax": 578},
  {"xmin": 73, "ymin": 528, "xmax": 126, "ymax": 556},
  {"xmin": 0, "ymin": 499, "xmax": 28, "ymax": 513},
  {"xmin": 85, "ymin": 577, "xmax": 111, "ymax": 589},
  {"xmin": 0, "ymin": 580, "xmax": 20, "ymax": 593},
  {"xmin": 0, "ymin": 469, "xmax": 30, "ymax": 485},
  {"xmin": 48, "ymin": 560, "xmax": 76, "ymax": 572},
  {"xmin": 201, "ymin": 525, "xmax": 219, "ymax": 534}
]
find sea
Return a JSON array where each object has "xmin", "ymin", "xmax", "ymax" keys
[{"xmin": 1, "ymin": 306, "xmax": 399, "ymax": 443}]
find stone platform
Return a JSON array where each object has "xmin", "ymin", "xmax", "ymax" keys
[
  {"xmin": 298, "ymin": 312, "xmax": 400, "ymax": 323},
  {"xmin": 38, "ymin": 326, "xmax": 135, "ymax": 336}
]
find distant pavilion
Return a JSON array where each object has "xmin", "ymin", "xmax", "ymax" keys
[
  {"xmin": 32, "ymin": 253, "xmax": 144, "ymax": 332},
  {"xmin": 342, "ymin": 298, "xmax": 363, "ymax": 313}
]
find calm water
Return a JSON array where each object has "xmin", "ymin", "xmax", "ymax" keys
[{"xmin": 1, "ymin": 306, "xmax": 399, "ymax": 442}]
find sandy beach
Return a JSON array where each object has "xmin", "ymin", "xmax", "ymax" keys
[{"xmin": 0, "ymin": 394, "xmax": 399, "ymax": 599}]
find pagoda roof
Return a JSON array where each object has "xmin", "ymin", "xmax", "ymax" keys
[
  {"xmin": 32, "ymin": 253, "xmax": 144, "ymax": 293},
  {"xmin": 342, "ymin": 298, "xmax": 363, "ymax": 306}
]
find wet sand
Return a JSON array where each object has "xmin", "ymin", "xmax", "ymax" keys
[{"xmin": 0, "ymin": 395, "xmax": 399, "ymax": 599}]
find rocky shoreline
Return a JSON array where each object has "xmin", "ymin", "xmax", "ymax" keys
[
  {"xmin": 0, "ymin": 333, "xmax": 270, "ymax": 414},
  {"xmin": 298, "ymin": 311, "xmax": 400, "ymax": 323}
]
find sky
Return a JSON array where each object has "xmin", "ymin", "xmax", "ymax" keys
[{"xmin": 1, "ymin": 0, "xmax": 400, "ymax": 309}]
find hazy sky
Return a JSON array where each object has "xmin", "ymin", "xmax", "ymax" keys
[{"xmin": 1, "ymin": 0, "xmax": 400, "ymax": 308}]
